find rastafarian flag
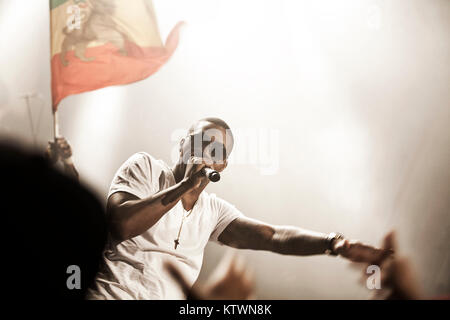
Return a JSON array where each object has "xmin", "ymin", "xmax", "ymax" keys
[{"xmin": 50, "ymin": 0, "xmax": 183, "ymax": 110}]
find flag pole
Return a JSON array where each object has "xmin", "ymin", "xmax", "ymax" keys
[
  {"xmin": 52, "ymin": 106, "xmax": 74, "ymax": 166},
  {"xmin": 53, "ymin": 109, "xmax": 60, "ymax": 139}
]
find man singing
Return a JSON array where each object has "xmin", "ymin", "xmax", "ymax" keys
[{"xmin": 88, "ymin": 117, "xmax": 388, "ymax": 299}]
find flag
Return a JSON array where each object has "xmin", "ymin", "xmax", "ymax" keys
[{"xmin": 50, "ymin": 0, "xmax": 183, "ymax": 110}]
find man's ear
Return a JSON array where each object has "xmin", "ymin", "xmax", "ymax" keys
[{"xmin": 179, "ymin": 138, "xmax": 185, "ymax": 154}]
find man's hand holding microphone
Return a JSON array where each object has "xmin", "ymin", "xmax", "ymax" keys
[{"xmin": 182, "ymin": 133, "xmax": 222, "ymax": 191}]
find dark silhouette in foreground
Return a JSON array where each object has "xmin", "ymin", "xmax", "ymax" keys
[{"xmin": 2, "ymin": 141, "xmax": 107, "ymax": 300}]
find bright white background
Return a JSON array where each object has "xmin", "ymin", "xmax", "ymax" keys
[{"xmin": 0, "ymin": 0, "xmax": 449, "ymax": 298}]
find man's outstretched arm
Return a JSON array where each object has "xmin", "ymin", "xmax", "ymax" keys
[{"xmin": 218, "ymin": 216, "xmax": 390, "ymax": 263}]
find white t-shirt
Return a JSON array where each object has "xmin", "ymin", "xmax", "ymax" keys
[{"xmin": 88, "ymin": 152, "xmax": 243, "ymax": 300}]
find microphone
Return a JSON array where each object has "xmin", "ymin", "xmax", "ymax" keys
[{"xmin": 202, "ymin": 167, "xmax": 221, "ymax": 182}]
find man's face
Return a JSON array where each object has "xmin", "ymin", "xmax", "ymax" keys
[{"xmin": 180, "ymin": 121, "xmax": 232, "ymax": 173}]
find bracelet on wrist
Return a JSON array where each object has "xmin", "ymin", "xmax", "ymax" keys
[{"xmin": 325, "ymin": 232, "xmax": 344, "ymax": 256}]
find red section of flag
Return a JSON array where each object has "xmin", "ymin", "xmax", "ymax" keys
[{"xmin": 51, "ymin": 22, "xmax": 183, "ymax": 110}]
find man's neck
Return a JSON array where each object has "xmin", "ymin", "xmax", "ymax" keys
[{"xmin": 181, "ymin": 190, "xmax": 201, "ymax": 212}]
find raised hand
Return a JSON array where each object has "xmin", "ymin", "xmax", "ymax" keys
[
  {"xmin": 368, "ymin": 231, "xmax": 421, "ymax": 299},
  {"xmin": 45, "ymin": 137, "xmax": 73, "ymax": 164},
  {"xmin": 166, "ymin": 251, "xmax": 255, "ymax": 300}
]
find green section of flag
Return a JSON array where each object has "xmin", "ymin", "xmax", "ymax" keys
[
  {"xmin": 50, "ymin": 0, "xmax": 87, "ymax": 10},
  {"xmin": 50, "ymin": 0, "xmax": 69, "ymax": 10}
]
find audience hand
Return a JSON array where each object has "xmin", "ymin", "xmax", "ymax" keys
[
  {"xmin": 369, "ymin": 231, "xmax": 421, "ymax": 299},
  {"xmin": 166, "ymin": 251, "xmax": 255, "ymax": 300},
  {"xmin": 45, "ymin": 137, "xmax": 73, "ymax": 164}
]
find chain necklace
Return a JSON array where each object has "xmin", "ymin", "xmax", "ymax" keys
[{"xmin": 174, "ymin": 205, "xmax": 195, "ymax": 250}]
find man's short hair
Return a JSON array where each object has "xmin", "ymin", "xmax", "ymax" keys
[{"xmin": 188, "ymin": 117, "xmax": 234, "ymax": 152}]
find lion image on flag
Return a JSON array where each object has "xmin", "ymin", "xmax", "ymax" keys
[
  {"xmin": 61, "ymin": 0, "xmax": 128, "ymax": 66},
  {"xmin": 50, "ymin": 0, "xmax": 183, "ymax": 109}
]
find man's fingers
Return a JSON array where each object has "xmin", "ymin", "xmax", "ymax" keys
[
  {"xmin": 185, "ymin": 157, "xmax": 207, "ymax": 182},
  {"xmin": 345, "ymin": 242, "xmax": 387, "ymax": 264}
]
